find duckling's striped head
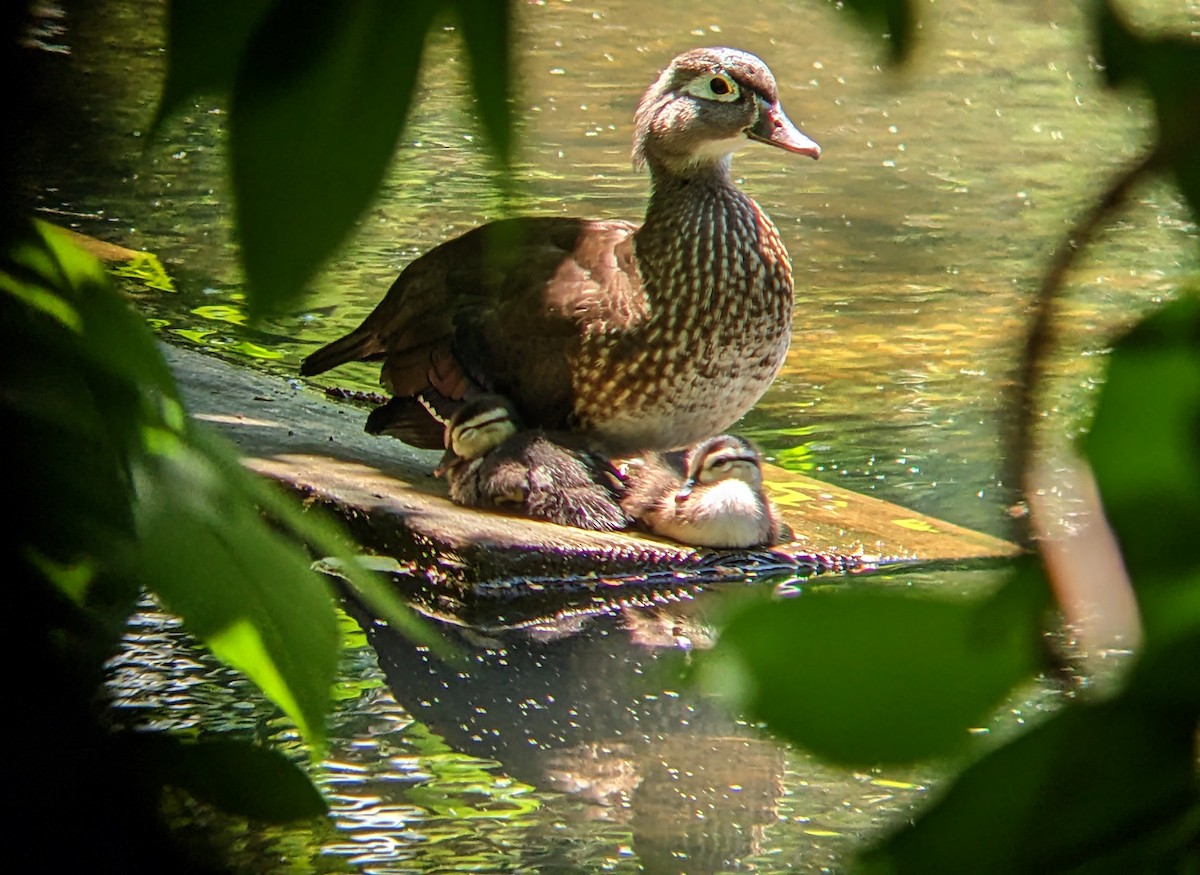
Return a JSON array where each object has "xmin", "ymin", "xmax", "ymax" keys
[
  {"xmin": 676, "ymin": 434, "xmax": 763, "ymax": 500},
  {"xmin": 437, "ymin": 395, "xmax": 522, "ymax": 475}
]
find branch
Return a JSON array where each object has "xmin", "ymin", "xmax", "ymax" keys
[{"xmin": 1007, "ymin": 147, "xmax": 1161, "ymax": 549}]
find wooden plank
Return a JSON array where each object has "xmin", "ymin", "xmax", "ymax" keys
[
  {"xmin": 762, "ymin": 463, "xmax": 1017, "ymax": 563},
  {"xmin": 163, "ymin": 343, "xmax": 1018, "ymax": 606}
]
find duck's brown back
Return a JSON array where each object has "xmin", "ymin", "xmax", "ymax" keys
[{"xmin": 302, "ymin": 216, "xmax": 643, "ymax": 447}]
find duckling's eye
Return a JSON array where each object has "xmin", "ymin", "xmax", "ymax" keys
[{"xmin": 683, "ymin": 73, "xmax": 740, "ymax": 103}]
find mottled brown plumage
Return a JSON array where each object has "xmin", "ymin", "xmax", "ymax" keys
[
  {"xmin": 621, "ymin": 434, "xmax": 787, "ymax": 548},
  {"xmin": 438, "ymin": 395, "xmax": 628, "ymax": 532},
  {"xmin": 301, "ymin": 47, "xmax": 819, "ymax": 454}
]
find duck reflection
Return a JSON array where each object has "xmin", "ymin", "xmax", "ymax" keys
[{"xmin": 342, "ymin": 582, "xmax": 788, "ymax": 875}]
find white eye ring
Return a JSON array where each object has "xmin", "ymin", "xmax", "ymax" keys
[{"xmin": 682, "ymin": 73, "xmax": 740, "ymax": 103}]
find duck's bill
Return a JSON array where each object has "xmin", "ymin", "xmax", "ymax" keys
[{"xmin": 748, "ymin": 102, "xmax": 821, "ymax": 159}]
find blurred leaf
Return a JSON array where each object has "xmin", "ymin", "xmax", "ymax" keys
[
  {"xmin": 833, "ymin": 0, "xmax": 915, "ymax": 65},
  {"xmin": 453, "ymin": 0, "xmax": 514, "ymax": 169},
  {"xmin": 1124, "ymin": 588, "xmax": 1200, "ymax": 715},
  {"xmin": 1, "ymin": 222, "xmax": 150, "ymax": 566},
  {"xmin": 188, "ymin": 426, "xmax": 460, "ymax": 663},
  {"xmin": 132, "ymin": 734, "xmax": 327, "ymax": 822},
  {"xmin": 153, "ymin": 0, "xmax": 276, "ymax": 132},
  {"xmin": 36, "ymin": 224, "xmax": 177, "ymax": 398},
  {"xmin": 230, "ymin": 0, "xmax": 440, "ymax": 315},
  {"xmin": 1095, "ymin": 0, "xmax": 1200, "ymax": 224},
  {"xmin": 134, "ymin": 438, "xmax": 340, "ymax": 753},
  {"xmin": 708, "ymin": 567, "xmax": 1047, "ymax": 764},
  {"xmin": 307, "ymin": 552, "xmax": 462, "ymax": 666},
  {"xmin": 1081, "ymin": 292, "xmax": 1200, "ymax": 590},
  {"xmin": 860, "ymin": 697, "xmax": 1199, "ymax": 873}
]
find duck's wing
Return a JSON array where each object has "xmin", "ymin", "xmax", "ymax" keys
[
  {"xmin": 303, "ymin": 216, "xmax": 644, "ymax": 441},
  {"xmin": 363, "ymin": 396, "xmax": 446, "ymax": 448},
  {"xmin": 449, "ymin": 217, "xmax": 645, "ymax": 428}
]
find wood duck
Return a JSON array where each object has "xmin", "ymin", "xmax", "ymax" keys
[
  {"xmin": 621, "ymin": 434, "xmax": 788, "ymax": 548},
  {"xmin": 437, "ymin": 394, "xmax": 629, "ymax": 532},
  {"xmin": 301, "ymin": 47, "xmax": 819, "ymax": 454}
]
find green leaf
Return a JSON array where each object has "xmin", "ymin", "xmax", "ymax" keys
[
  {"xmin": 153, "ymin": 0, "xmax": 277, "ymax": 132},
  {"xmin": 230, "ymin": 0, "xmax": 440, "ymax": 315},
  {"xmin": 1095, "ymin": 0, "xmax": 1200, "ymax": 224},
  {"xmin": 134, "ymin": 438, "xmax": 340, "ymax": 753},
  {"xmin": 1122, "ymin": 567, "xmax": 1200, "ymax": 715},
  {"xmin": 833, "ymin": 0, "xmax": 916, "ymax": 65},
  {"xmin": 1, "ymin": 222, "xmax": 152, "ymax": 562},
  {"xmin": 187, "ymin": 424, "xmax": 460, "ymax": 664},
  {"xmin": 1081, "ymin": 292, "xmax": 1200, "ymax": 587},
  {"xmin": 860, "ymin": 697, "xmax": 1199, "ymax": 873},
  {"xmin": 309, "ymin": 554, "xmax": 463, "ymax": 668},
  {"xmin": 132, "ymin": 734, "xmax": 327, "ymax": 822},
  {"xmin": 35, "ymin": 224, "xmax": 178, "ymax": 399},
  {"xmin": 707, "ymin": 567, "xmax": 1047, "ymax": 765},
  {"xmin": 454, "ymin": 0, "xmax": 514, "ymax": 169}
]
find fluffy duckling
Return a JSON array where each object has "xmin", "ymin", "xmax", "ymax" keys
[
  {"xmin": 438, "ymin": 395, "xmax": 628, "ymax": 532},
  {"xmin": 621, "ymin": 434, "xmax": 787, "ymax": 548}
]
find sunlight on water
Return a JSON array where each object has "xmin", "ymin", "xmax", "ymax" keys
[{"xmin": 104, "ymin": 566, "xmax": 1072, "ymax": 872}]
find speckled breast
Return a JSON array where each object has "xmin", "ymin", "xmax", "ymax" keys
[{"xmin": 572, "ymin": 186, "xmax": 794, "ymax": 453}]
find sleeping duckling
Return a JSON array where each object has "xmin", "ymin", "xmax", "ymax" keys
[
  {"xmin": 621, "ymin": 434, "xmax": 787, "ymax": 548},
  {"xmin": 438, "ymin": 395, "xmax": 628, "ymax": 532}
]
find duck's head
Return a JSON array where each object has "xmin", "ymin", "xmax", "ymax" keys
[
  {"xmin": 436, "ymin": 395, "xmax": 521, "ymax": 476},
  {"xmin": 675, "ymin": 434, "xmax": 765, "ymax": 501},
  {"xmin": 633, "ymin": 47, "xmax": 820, "ymax": 176}
]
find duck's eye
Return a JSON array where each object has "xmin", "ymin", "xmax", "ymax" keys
[{"xmin": 683, "ymin": 73, "xmax": 740, "ymax": 103}]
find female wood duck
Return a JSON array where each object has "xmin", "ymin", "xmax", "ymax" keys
[
  {"xmin": 621, "ymin": 434, "xmax": 787, "ymax": 548},
  {"xmin": 437, "ymin": 394, "xmax": 629, "ymax": 532},
  {"xmin": 301, "ymin": 47, "xmax": 819, "ymax": 454}
]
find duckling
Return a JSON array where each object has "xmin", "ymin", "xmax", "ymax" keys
[
  {"xmin": 438, "ymin": 395, "xmax": 629, "ymax": 532},
  {"xmin": 621, "ymin": 435, "xmax": 787, "ymax": 548}
]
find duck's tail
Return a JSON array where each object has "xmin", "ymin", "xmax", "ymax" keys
[
  {"xmin": 299, "ymin": 331, "xmax": 380, "ymax": 376},
  {"xmin": 364, "ymin": 395, "xmax": 448, "ymax": 449}
]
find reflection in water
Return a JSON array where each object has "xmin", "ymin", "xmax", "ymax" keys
[
  {"xmin": 109, "ymin": 570, "xmax": 1039, "ymax": 871},
  {"xmin": 339, "ymin": 576, "xmax": 926, "ymax": 875},
  {"xmin": 105, "ymin": 591, "xmax": 911, "ymax": 873}
]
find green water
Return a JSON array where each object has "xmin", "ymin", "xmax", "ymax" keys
[{"xmin": 26, "ymin": 0, "xmax": 1197, "ymax": 871}]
